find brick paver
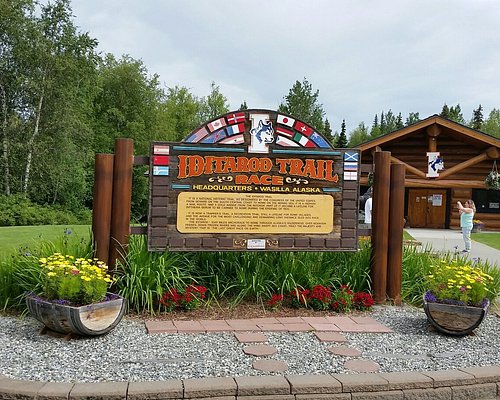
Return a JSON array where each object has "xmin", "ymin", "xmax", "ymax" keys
[
  {"xmin": 243, "ymin": 344, "xmax": 278, "ymax": 357},
  {"xmin": 252, "ymin": 359, "xmax": 288, "ymax": 372},
  {"xmin": 314, "ymin": 332, "xmax": 348, "ymax": 342},
  {"xmin": 328, "ymin": 346, "xmax": 362, "ymax": 357},
  {"xmin": 344, "ymin": 359, "xmax": 381, "ymax": 373},
  {"xmin": 144, "ymin": 315, "xmax": 391, "ymax": 334},
  {"xmin": 234, "ymin": 332, "xmax": 268, "ymax": 343}
]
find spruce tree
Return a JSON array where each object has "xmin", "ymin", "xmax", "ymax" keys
[
  {"xmin": 323, "ymin": 118, "xmax": 334, "ymax": 144},
  {"xmin": 471, "ymin": 104, "xmax": 484, "ymax": 130},
  {"xmin": 440, "ymin": 104, "xmax": 450, "ymax": 119},
  {"xmin": 336, "ymin": 119, "xmax": 348, "ymax": 148}
]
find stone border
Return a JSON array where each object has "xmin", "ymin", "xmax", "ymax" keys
[{"xmin": 2, "ymin": 366, "xmax": 500, "ymax": 399}]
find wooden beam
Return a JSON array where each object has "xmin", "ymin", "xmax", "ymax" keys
[
  {"xmin": 428, "ymin": 136, "xmax": 437, "ymax": 152},
  {"xmin": 390, "ymin": 156, "xmax": 427, "ymax": 178},
  {"xmin": 371, "ymin": 151, "xmax": 391, "ymax": 304},
  {"xmin": 405, "ymin": 179, "xmax": 485, "ymax": 188},
  {"xmin": 426, "ymin": 124, "xmax": 441, "ymax": 137},
  {"xmin": 436, "ymin": 150, "xmax": 493, "ymax": 180}
]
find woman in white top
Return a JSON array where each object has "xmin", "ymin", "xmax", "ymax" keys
[{"xmin": 457, "ymin": 199, "xmax": 476, "ymax": 253}]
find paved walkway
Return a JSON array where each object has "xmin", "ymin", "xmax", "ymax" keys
[
  {"xmin": 406, "ymin": 228, "xmax": 500, "ymax": 266},
  {"xmin": 146, "ymin": 315, "xmax": 392, "ymax": 374}
]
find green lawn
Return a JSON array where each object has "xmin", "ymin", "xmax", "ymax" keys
[
  {"xmin": 472, "ymin": 232, "xmax": 500, "ymax": 250},
  {"xmin": 0, "ymin": 225, "xmax": 91, "ymax": 256}
]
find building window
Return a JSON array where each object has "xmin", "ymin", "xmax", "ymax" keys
[{"xmin": 472, "ymin": 189, "xmax": 500, "ymax": 214}]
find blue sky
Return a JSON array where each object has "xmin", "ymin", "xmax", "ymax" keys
[{"xmin": 70, "ymin": 0, "xmax": 500, "ymax": 134}]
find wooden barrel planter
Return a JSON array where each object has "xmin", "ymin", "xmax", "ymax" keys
[
  {"xmin": 423, "ymin": 295, "xmax": 489, "ymax": 336},
  {"xmin": 26, "ymin": 294, "xmax": 127, "ymax": 337}
]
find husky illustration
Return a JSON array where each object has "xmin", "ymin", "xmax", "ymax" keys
[
  {"xmin": 249, "ymin": 115, "xmax": 274, "ymax": 153},
  {"xmin": 427, "ymin": 152, "xmax": 444, "ymax": 177}
]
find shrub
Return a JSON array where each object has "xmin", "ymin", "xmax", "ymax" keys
[{"xmin": 159, "ymin": 284, "xmax": 207, "ymax": 311}]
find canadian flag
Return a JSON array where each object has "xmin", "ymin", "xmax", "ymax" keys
[
  {"xmin": 207, "ymin": 117, "xmax": 227, "ymax": 132},
  {"xmin": 277, "ymin": 114, "xmax": 295, "ymax": 127}
]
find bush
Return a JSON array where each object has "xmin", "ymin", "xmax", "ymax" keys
[{"xmin": 0, "ymin": 194, "xmax": 91, "ymax": 226}]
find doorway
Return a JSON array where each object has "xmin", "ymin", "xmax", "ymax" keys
[{"xmin": 408, "ymin": 189, "xmax": 447, "ymax": 228}]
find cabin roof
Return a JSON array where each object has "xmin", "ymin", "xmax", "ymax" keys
[{"xmin": 357, "ymin": 115, "xmax": 500, "ymax": 151}]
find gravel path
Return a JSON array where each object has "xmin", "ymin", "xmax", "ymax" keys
[{"xmin": 1, "ymin": 305, "xmax": 500, "ymax": 383}]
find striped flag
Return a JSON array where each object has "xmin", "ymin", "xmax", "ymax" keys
[
  {"xmin": 277, "ymin": 114, "xmax": 295, "ymax": 127},
  {"xmin": 207, "ymin": 117, "xmax": 227, "ymax": 132},
  {"xmin": 153, "ymin": 145, "xmax": 169, "ymax": 155},
  {"xmin": 276, "ymin": 126, "xmax": 294, "ymax": 138},
  {"xmin": 186, "ymin": 127, "xmax": 209, "ymax": 143},
  {"xmin": 226, "ymin": 123, "xmax": 244, "ymax": 136},
  {"xmin": 220, "ymin": 134, "xmax": 245, "ymax": 145},
  {"xmin": 153, "ymin": 166, "xmax": 169, "ymax": 176},
  {"xmin": 226, "ymin": 112, "xmax": 245, "ymax": 124},
  {"xmin": 294, "ymin": 133, "xmax": 315, "ymax": 148},
  {"xmin": 276, "ymin": 135, "xmax": 300, "ymax": 147},
  {"xmin": 343, "ymin": 162, "xmax": 358, "ymax": 171},
  {"xmin": 202, "ymin": 130, "xmax": 227, "ymax": 143}
]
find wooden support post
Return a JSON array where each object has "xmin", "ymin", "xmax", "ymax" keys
[
  {"xmin": 387, "ymin": 163, "xmax": 405, "ymax": 305},
  {"xmin": 109, "ymin": 138, "xmax": 134, "ymax": 269},
  {"xmin": 92, "ymin": 154, "xmax": 114, "ymax": 265},
  {"xmin": 371, "ymin": 151, "xmax": 391, "ymax": 304}
]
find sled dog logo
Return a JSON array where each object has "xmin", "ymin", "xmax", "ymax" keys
[
  {"xmin": 427, "ymin": 152, "xmax": 444, "ymax": 177},
  {"xmin": 249, "ymin": 113, "xmax": 274, "ymax": 153}
]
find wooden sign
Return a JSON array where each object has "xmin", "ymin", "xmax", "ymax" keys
[{"xmin": 148, "ymin": 109, "xmax": 360, "ymax": 251}]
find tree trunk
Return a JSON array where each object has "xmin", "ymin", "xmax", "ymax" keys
[
  {"xmin": 0, "ymin": 84, "xmax": 10, "ymax": 195},
  {"xmin": 23, "ymin": 88, "xmax": 44, "ymax": 194}
]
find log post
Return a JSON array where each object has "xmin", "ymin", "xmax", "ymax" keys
[
  {"xmin": 92, "ymin": 154, "xmax": 114, "ymax": 265},
  {"xmin": 109, "ymin": 138, "xmax": 134, "ymax": 269},
  {"xmin": 371, "ymin": 151, "xmax": 391, "ymax": 303},
  {"xmin": 387, "ymin": 163, "xmax": 405, "ymax": 304}
]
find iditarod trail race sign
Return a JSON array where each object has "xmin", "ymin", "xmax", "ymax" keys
[{"xmin": 148, "ymin": 109, "xmax": 360, "ymax": 252}]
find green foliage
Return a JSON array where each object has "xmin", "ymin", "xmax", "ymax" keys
[
  {"xmin": 348, "ymin": 122, "xmax": 370, "ymax": 147},
  {"xmin": 323, "ymin": 118, "xmax": 334, "ymax": 144},
  {"xmin": 114, "ymin": 235, "xmax": 196, "ymax": 314},
  {"xmin": 335, "ymin": 119, "xmax": 348, "ymax": 147},
  {"xmin": 0, "ymin": 231, "xmax": 93, "ymax": 310},
  {"xmin": 440, "ymin": 103, "xmax": 465, "ymax": 124},
  {"xmin": 482, "ymin": 108, "xmax": 500, "ymax": 138},
  {"xmin": 278, "ymin": 77, "xmax": 325, "ymax": 132},
  {"xmin": 198, "ymin": 81, "xmax": 230, "ymax": 122},
  {"xmin": 163, "ymin": 85, "xmax": 202, "ymax": 141},
  {"xmin": 0, "ymin": 194, "xmax": 90, "ymax": 226},
  {"xmin": 471, "ymin": 104, "xmax": 484, "ymax": 130}
]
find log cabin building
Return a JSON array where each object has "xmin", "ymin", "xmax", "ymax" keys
[{"xmin": 358, "ymin": 115, "xmax": 500, "ymax": 231}]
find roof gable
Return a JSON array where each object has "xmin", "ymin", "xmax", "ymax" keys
[{"xmin": 358, "ymin": 115, "xmax": 500, "ymax": 151}]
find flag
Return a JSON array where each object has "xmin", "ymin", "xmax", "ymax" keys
[
  {"xmin": 277, "ymin": 114, "xmax": 295, "ymax": 127},
  {"xmin": 276, "ymin": 135, "xmax": 300, "ymax": 147},
  {"xmin": 153, "ymin": 156, "xmax": 169, "ymax": 165},
  {"xmin": 344, "ymin": 171, "xmax": 358, "ymax": 181},
  {"xmin": 226, "ymin": 112, "xmax": 245, "ymax": 124},
  {"xmin": 226, "ymin": 123, "xmax": 244, "ymax": 136},
  {"xmin": 153, "ymin": 166, "xmax": 169, "ymax": 176},
  {"xmin": 153, "ymin": 145, "xmax": 169, "ymax": 155},
  {"xmin": 207, "ymin": 117, "xmax": 227, "ymax": 132},
  {"xmin": 310, "ymin": 132, "xmax": 331, "ymax": 148},
  {"xmin": 293, "ymin": 133, "xmax": 315, "ymax": 148},
  {"xmin": 202, "ymin": 130, "xmax": 227, "ymax": 143},
  {"xmin": 220, "ymin": 134, "xmax": 245, "ymax": 145},
  {"xmin": 343, "ymin": 162, "xmax": 358, "ymax": 171},
  {"xmin": 186, "ymin": 127, "xmax": 209, "ymax": 143},
  {"xmin": 276, "ymin": 126, "xmax": 294, "ymax": 138},
  {"xmin": 294, "ymin": 121, "xmax": 313, "ymax": 137},
  {"xmin": 344, "ymin": 151, "xmax": 359, "ymax": 162}
]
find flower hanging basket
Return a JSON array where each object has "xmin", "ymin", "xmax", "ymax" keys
[{"xmin": 485, "ymin": 161, "xmax": 500, "ymax": 190}]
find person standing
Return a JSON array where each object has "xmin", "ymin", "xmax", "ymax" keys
[
  {"xmin": 457, "ymin": 199, "xmax": 476, "ymax": 253},
  {"xmin": 364, "ymin": 194, "xmax": 372, "ymax": 225}
]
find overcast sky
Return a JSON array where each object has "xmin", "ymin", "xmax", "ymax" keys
[{"xmin": 70, "ymin": 0, "xmax": 500, "ymax": 134}]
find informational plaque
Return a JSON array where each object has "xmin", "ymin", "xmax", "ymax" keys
[{"xmin": 148, "ymin": 109, "xmax": 360, "ymax": 251}]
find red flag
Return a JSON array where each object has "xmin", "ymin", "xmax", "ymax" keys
[
  {"xmin": 207, "ymin": 117, "xmax": 227, "ymax": 132},
  {"xmin": 153, "ymin": 156, "xmax": 169, "ymax": 165},
  {"xmin": 226, "ymin": 112, "xmax": 245, "ymax": 124},
  {"xmin": 294, "ymin": 121, "xmax": 313, "ymax": 137}
]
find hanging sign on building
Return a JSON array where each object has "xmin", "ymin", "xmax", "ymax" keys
[{"xmin": 148, "ymin": 109, "xmax": 360, "ymax": 252}]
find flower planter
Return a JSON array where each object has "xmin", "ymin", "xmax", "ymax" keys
[
  {"xmin": 26, "ymin": 294, "xmax": 127, "ymax": 336},
  {"xmin": 423, "ymin": 295, "xmax": 489, "ymax": 336}
]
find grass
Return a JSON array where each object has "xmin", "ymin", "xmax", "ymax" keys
[
  {"xmin": 472, "ymin": 232, "xmax": 500, "ymax": 250},
  {"xmin": 0, "ymin": 225, "xmax": 91, "ymax": 256}
]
